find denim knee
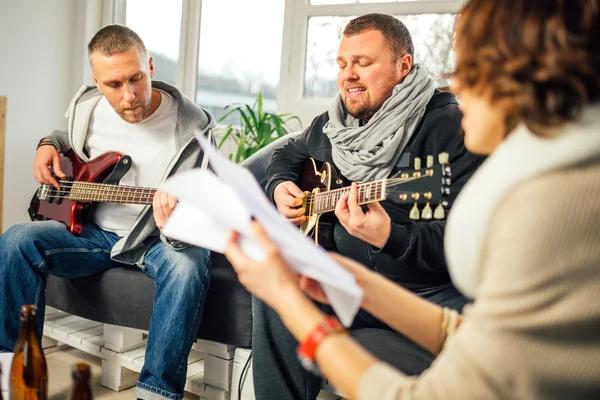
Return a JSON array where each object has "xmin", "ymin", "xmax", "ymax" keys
[
  {"xmin": 0, "ymin": 222, "xmax": 65, "ymax": 268},
  {"xmin": 3, "ymin": 222, "xmax": 42, "ymax": 246},
  {"xmin": 1, "ymin": 221, "xmax": 65, "ymax": 247},
  {"xmin": 162, "ymin": 247, "xmax": 210, "ymax": 285}
]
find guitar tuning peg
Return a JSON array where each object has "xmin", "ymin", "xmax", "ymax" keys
[
  {"xmin": 409, "ymin": 203, "xmax": 420, "ymax": 220},
  {"xmin": 414, "ymin": 157, "xmax": 421, "ymax": 170},
  {"xmin": 438, "ymin": 152, "xmax": 449, "ymax": 164},
  {"xmin": 421, "ymin": 203, "xmax": 433, "ymax": 219},
  {"xmin": 426, "ymin": 155, "xmax": 434, "ymax": 168},
  {"xmin": 434, "ymin": 204, "xmax": 446, "ymax": 219}
]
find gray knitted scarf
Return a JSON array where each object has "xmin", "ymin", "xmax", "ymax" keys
[{"xmin": 323, "ymin": 64, "xmax": 435, "ymax": 182}]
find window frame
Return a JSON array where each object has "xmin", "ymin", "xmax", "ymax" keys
[
  {"xmin": 277, "ymin": 0, "xmax": 465, "ymax": 125},
  {"xmin": 110, "ymin": 0, "xmax": 202, "ymax": 100},
  {"xmin": 110, "ymin": 0, "xmax": 464, "ymax": 127}
]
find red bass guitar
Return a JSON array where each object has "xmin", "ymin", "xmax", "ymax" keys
[{"xmin": 28, "ymin": 150, "xmax": 155, "ymax": 235}]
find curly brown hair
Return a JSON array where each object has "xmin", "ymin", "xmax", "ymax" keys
[{"xmin": 452, "ymin": 0, "xmax": 600, "ymax": 134}]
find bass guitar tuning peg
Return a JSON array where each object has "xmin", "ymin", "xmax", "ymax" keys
[
  {"xmin": 438, "ymin": 152, "xmax": 449, "ymax": 164},
  {"xmin": 421, "ymin": 203, "xmax": 433, "ymax": 220},
  {"xmin": 434, "ymin": 204, "xmax": 446, "ymax": 219},
  {"xmin": 426, "ymin": 155, "xmax": 434, "ymax": 168},
  {"xmin": 409, "ymin": 203, "xmax": 420, "ymax": 220},
  {"xmin": 414, "ymin": 157, "xmax": 421, "ymax": 170}
]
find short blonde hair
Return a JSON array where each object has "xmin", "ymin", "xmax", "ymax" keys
[{"xmin": 87, "ymin": 24, "xmax": 148, "ymax": 70}]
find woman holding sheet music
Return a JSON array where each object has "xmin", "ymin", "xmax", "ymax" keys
[{"xmin": 225, "ymin": 0, "xmax": 600, "ymax": 398}]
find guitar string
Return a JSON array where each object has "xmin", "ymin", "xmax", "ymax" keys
[
  {"xmin": 305, "ymin": 176, "xmax": 422, "ymax": 199},
  {"xmin": 43, "ymin": 193, "xmax": 154, "ymax": 201},
  {"xmin": 53, "ymin": 180, "xmax": 156, "ymax": 191},
  {"xmin": 42, "ymin": 174, "xmax": 438, "ymax": 204},
  {"xmin": 304, "ymin": 176, "xmax": 445, "ymax": 215},
  {"xmin": 41, "ymin": 181, "xmax": 156, "ymax": 202},
  {"xmin": 41, "ymin": 194, "xmax": 154, "ymax": 204},
  {"xmin": 304, "ymin": 176, "xmax": 424, "ymax": 207},
  {"xmin": 43, "ymin": 188, "xmax": 156, "ymax": 195}
]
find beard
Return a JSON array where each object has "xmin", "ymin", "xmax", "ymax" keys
[
  {"xmin": 117, "ymin": 100, "xmax": 152, "ymax": 123},
  {"xmin": 343, "ymin": 97, "xmax": 380, "ymax": 120},
  {"xmin": 345, "ymin": 101, "xmax": 376, "ymax": 120},
  {"xmin": 341, "ymin": 83, "xmax": 396, "ymax": 121}
]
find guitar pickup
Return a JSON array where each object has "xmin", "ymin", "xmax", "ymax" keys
[{"xmin": 54, "ymin": 176, "xmax": 73, "ymax": 205}]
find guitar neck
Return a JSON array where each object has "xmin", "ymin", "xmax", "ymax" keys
[
  {"xmin": 311, "ymin": 180, "xmax": 387, "ymax": 215},
  {"xmin": 67, "ymin": 181, "xmax": 156, "ymax": 205}
]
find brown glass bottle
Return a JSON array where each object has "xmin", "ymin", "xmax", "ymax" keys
[
  {"xmin": 67, "ymin": 363, "xmax": 92, "ymax": 400},
  {"xmin": 10, "ymin": 305, "xmax": 48, "ymax": 400},
  {"xmin": 1, "ymin": 364, "xmax": 4, "ymax": 400}
]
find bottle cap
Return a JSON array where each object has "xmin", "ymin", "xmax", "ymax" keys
[
  {"xmin": 71, "ymin": 363, "xmax": 91, "ymax": 381},
  {"xmin": 20, "ymin": 304, "xmax": 37, "ymax": 319}
]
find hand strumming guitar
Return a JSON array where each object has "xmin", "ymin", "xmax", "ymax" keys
[
  {"xmin": 153, "ymin": 189, "xmax": 178, "ymax": 229},
  {"xmin": 273, "ymin": 181, "xmax": 307, "ymax": 225},
  {"xmin": 334, "ymin": 182, "xmax": 391, "ymax": 249},
  {"xmin": 33, "ymin": 140, "xmax": 66, "ymax": 190}
]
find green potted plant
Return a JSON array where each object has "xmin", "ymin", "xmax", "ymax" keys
[{"xmin": 217, "ymin": 92, "xmax": 302, "ymax": 163}]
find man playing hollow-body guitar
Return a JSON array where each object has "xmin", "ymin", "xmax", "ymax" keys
[{"xmin": 253, "ymin": 13, "xmax": 485, "ymax": 400}]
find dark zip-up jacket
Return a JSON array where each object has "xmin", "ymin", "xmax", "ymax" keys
[{"xmin": 266, "ymin": 91, "xmax": 485, "ymax": 290}]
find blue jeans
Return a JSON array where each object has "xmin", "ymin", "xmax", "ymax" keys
[
  {"xmin": 252, "ymin": 283, "xmax": 469, "ymax": 400},
  {"xmin": 0, "ymin": 221, "xmax": 210, "ymax": 400}
]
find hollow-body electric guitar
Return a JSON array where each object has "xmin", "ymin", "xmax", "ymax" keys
[
  {"xmin": 298, "ymin": 154, "xmax": 452, "ymax": 246},
  {"xmin": 28, "ymin": 150, "xmax": 155, "ymax": 235}
]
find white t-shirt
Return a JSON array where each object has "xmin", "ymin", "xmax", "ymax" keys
[{"xmin": 86, "ymin": 89, "xmax": 178, "ymax": 236}]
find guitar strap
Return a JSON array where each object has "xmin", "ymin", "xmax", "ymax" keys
[{"xmin": 104, "ymin": 155, "xmax": 133, "ymax": 185}]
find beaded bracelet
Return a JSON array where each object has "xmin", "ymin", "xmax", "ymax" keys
[{"xmin": 439, "ymin": 307, "xmax": 460, "ymax": 353}]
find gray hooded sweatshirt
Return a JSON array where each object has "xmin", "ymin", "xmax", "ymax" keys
[{"xmin": 45, "ymin": 80, "xmax": 215, "ymax": 265}]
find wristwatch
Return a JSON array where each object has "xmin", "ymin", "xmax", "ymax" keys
[{"xmin": 297, "ymin": 315, "xmax": 346, "ymax": 375}]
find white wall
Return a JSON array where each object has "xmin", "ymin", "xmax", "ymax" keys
[{"xmin": 0, "ymin": 0, "xmax": 93, "ymax": 232}]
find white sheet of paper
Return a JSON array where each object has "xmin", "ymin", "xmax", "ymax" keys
[
  {"xmin": 160, "ymin": 134, "xmax": 363, "ymax": 326},
  {"xmin": 161, "ymin": 171, "xmax": 265, "ymax": 260}
]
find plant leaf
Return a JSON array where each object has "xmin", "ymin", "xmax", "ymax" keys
[
  {"xmin": 216, "ymin": 93, "xmax": 303, "ymax": 163},
  {"xmin": 217, "ymin": 126, "xmax": 234, "ymax": 149}
]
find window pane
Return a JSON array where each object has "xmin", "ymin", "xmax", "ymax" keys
[
  {"xmin": 125, "ymin": 0, "xmax": 183, "ymax": 85},
  {"xmin": 304, "ymin": 14, "xmax": 456, "ymax": 98},
  {"xmin": 195, "ymin": 0, "xmax": 285, "ymax": 125},
  {"xmin": 311, "ymin": 0, "xmax": 453, "ymax": 3}
]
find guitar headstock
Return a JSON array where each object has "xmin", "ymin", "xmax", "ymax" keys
[{"xmin": 387, "ymin": 153, "xmax": 451, "ymax": 220}]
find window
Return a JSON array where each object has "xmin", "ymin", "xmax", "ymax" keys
[
  {"xmin": 305, "ymin": 14, "xmax": 456, "ymax": 98},
  {"xmin": 195, "ymin": 0, "xmax": 285, "ymax": 125},
  {"xmin": 277, "ymin": 0, "xmax": 464, "ymax": 125},
  {"xmin": 117, "ymin": 0, "xmax": 462, "ymax": 127},
  {"xmin": 311, "ymin": 0, "xmax": 428, "ymax": 3},
  {"xmin": 124, "ymin": 0, "xmax": 183, "ymax": 85}
]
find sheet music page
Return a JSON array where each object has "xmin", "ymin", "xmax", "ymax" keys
[{"xmin": 160, "ymin": 134, "xmax": 363, "ymax": 326}]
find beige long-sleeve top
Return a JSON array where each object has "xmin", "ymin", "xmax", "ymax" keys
[{"xmin": 359, "ymin": 160, "xmax": 600, "ymax": 399}]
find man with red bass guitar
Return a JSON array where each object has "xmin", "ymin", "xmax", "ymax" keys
[{"xmin": 0, "ymin": 24, "xmax": 214, "ymax": 400}]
